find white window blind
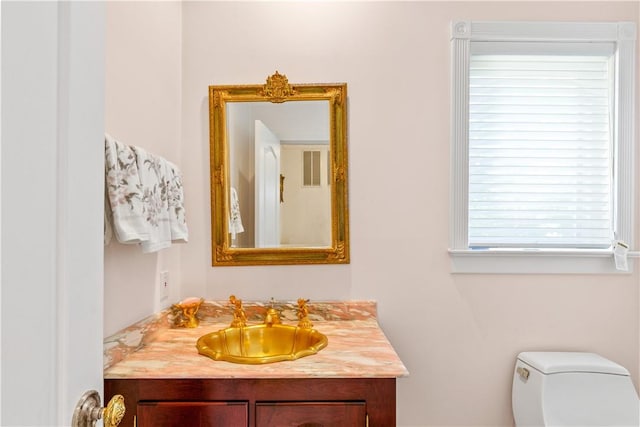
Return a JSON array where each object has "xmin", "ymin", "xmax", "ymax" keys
[
  {"xmin": 450, "ymin": 21, "xmax": 636, "ymax": 273},
  {"xmin": 468, "ymin": 47, "xmax": 614, "ymax": 249},
  {"xmin": 303, "ymin": 150, "xmax": 321, "ymax": 186}
]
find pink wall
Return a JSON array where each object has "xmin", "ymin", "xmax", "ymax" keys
[
  {"xmin": 104, "ymin": 2, "xmax": 183, "ymax": 334},
  {"xmin": 105, "ymin": 2, "xmax": 639, "ymax": 426}
]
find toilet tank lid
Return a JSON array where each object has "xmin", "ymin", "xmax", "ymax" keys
[{"xmin": 517, "ymin": 352, "xmax": 630, "ymax": 376}]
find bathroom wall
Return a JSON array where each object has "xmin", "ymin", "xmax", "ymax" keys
[
  {"xmin": 105, "ymin": 2, "xmax": 639, "ymax": 426},
  {"xmin": 103, "ymin": 2, "xmax": 183, "ymax": 335}
]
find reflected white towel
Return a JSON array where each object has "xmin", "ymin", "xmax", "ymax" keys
[
  {"xmin": 104, "ymin": 134, "xmax": 149, "ymax": 243},
  {"xmin": 133, "ymin": 146, "xmax": 171, "ymax": 253},
  {"xmin": 229, "ymin": 187, "xmax": 244, "ymax": 240},
  {"xmin": 166, "ymin": 161, "xmax": 188, "ymax": 243}
]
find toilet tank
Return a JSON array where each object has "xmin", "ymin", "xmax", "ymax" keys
[{"xmin": 512, "ymin": 352, "xmax": 640, "ymax": 427}]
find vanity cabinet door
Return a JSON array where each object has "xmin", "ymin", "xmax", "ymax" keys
[
  {"xmin": 137, "ymin": 401, "xmax": 248, "ymax": 427},
  {"xmin": 256, "ymin": 402, "xmax": 366, "ymax": 427}
]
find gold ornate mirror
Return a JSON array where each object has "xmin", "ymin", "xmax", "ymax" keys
[{"xmin": 209, "ymin": 72, "xmax": 349, "ymax": 266}]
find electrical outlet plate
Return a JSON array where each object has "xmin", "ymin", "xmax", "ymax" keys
[{"xmin": 159, "ymin": 270, "xmax": 169, "ymax": 299}]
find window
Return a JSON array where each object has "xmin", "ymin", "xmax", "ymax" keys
[
  {"xmin": 450, "ymin": 21, "xmax": 636, "ymax": 273},
  {"xmin": 303, "ymin": 150, "xmax": 321, "ymax": 186}
]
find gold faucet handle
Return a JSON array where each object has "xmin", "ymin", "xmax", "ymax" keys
[
  {"xmin": 229, "ymin": 294, "xmax": 247, "ymax": 327},
  {"xmin": 296, "ymin": 298, "xmax": 313, "ymax": 329}
]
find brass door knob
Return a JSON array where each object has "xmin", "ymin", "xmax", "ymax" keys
[
  {"xmin": 72, "ymin": 390, "xmax": 125, "ymax": 427},
  {"xmin": 104, "ymin": 395, "xmax": 126, "ymax": 427}
]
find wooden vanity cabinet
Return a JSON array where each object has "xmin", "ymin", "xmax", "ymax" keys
[
  {"xmin": 256, "ymin": 401, "xmax": 366, "ymax": 426},
  {"xmin": 104, "ymin": 377, "xmax": 396, "ymax": 426},
  {"xmin": 138, "ymin": 401, "xmax": 248, "ymax": 426}
]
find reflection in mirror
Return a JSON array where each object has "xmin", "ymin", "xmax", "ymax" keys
[
  {"xmin": 209, "ymin": 72, "xmax": 349, "ymax": 266},
  {"xmin": 227, "ymin": 101, "xmax": 330, "ymax": 249}
]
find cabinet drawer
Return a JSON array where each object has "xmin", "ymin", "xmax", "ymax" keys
[
  {"xmin": 256, "ymin": 401, "xmax": 366, "ymax": 427},
  {"xmin": 138, "ymin": 401, "xmax": 249, "ymax": 427}
]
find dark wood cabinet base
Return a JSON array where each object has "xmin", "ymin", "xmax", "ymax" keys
[{"xmin": 105, "ymin": 377, "xmax": 396, "ymax": 426}]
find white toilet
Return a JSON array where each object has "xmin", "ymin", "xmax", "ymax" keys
[{"xmin": 512, "ymin": 352, "xmax": 640, "ymax": 426}]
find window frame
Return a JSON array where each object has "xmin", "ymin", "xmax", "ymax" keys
[{"xmin": 450, "ymin": 21, "xmax": 637, "ymax": 274}]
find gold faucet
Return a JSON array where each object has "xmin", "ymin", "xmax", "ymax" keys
[
  {"xmin": 229, "ymin": 295, "xmax": 247, "ymax": 327},
  {"xmin": 227, "ymin": 295, "xmax": 313, "ymax": 329},
  {"xmin": 264, "ymin": 298, "xmax": 282, "ymax": 327}
]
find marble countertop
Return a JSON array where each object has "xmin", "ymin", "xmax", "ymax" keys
[{"xmin": 104, "ymin": 300, "xmax": 408, "ymax": 380}]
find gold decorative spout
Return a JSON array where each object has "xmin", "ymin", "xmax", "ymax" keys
[
  {"xmin": 264, "ymin": 308, "xmax": 281, "ymax": 326},
  {"xmin": 264, "ymin": 298, "xmax": 282, "ymax": 327},
  {"xmin": 229, "ymin": 295, "xmax": 247, "ymax": 327},
  {"xmin": 171, "ymin": 297, "xmax": 204, "ymax": 328}
]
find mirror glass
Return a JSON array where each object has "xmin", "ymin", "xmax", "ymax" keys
[
  {"xmin": 228, "ymin": 101, "xmax": 330, "ymax": 249},
  {"xmin": 209, "ymin": 72, "xmax": 349, "ymax": 266}
]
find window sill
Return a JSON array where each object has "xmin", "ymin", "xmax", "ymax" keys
[{"xmin": 449, "ymin": 249, "xmax": 635, "ymax": 274}]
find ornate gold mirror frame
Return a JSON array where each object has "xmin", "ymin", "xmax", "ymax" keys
[{"xmin": 209, "ymin": 72, "xmax": 349, "ymax": 266}]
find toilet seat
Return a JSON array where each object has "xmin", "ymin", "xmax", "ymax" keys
[{"xmin": 518, "ymin": 351, "xmax": 630, "ymax": 376}]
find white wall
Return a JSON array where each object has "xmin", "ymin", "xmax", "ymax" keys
[
  {"xmin": 103, "ymin": 1, "xmax": 183, "ymax": 335},
  {"xmin": 105, "ymin": 2, "xmax": 640, "ymax": 426}
]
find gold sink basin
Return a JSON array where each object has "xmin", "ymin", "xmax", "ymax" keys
[{"xmin": 196, "ymin": 324, "xmax": 328, "ymax": 365}]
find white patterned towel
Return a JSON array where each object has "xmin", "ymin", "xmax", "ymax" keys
[
  {"xmin": 104, "ymin": 134, "xmax": 149, "ymax": 244},
  {"xmin": 133, "ymin": 146, "xmax": 172, "ymax": 253},
  {"xmin": 166, "ymin": 161, "xmax": 188, "ymax": 243}
]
